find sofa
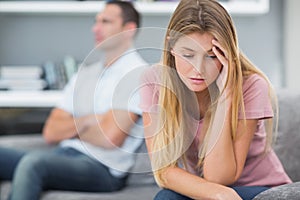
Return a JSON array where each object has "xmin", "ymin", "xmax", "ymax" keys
[{"xmin": 0, "ymin": 88, "xmax": 299, "ymax": 200}]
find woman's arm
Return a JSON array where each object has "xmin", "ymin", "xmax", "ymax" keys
[
  {"xmin": 202, "ymin": 101, "xmax": 258, "ymax": 184},
  {"xmin": 143, "ymin": 112, "xmax": 242, "ymax": 200},
  {"xmin": 202, "ymin": 39, "xmax": 259, "ymax": 185},
  {"xmin": 161, "ymin": 166, "xmax": 242, "ymax": 200}
]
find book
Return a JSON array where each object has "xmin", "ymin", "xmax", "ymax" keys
[
  {"xmin": 0, "ymin": 65, "xmax": 43, "ymax": 79},
  {"xmin": 0, "ymin": 79, "xmax": 47, "ymax": 90},
  {"xmin": 0, "ymin": 65, "xmax": 46, "ymax": 90},
  {"xmin": 43, "ymin": 56, "xmax": 78, "ymax": 90}
]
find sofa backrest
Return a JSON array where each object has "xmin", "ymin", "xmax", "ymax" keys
[
  {"xmin": 127, "ymin": 141, "xmax": 156, "ymax": 186},
  {"xmin": 274, "ymin": 89, "xmax": 300, "ymax": 182}
]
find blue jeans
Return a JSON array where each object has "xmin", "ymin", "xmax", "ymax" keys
[
  {"xmin": 0, "ymin": 146, "xmax": 127, "ymax": 200},
  {"xmin": 154, "ymin": 186, "xmax": 270, "ymax": 200}
]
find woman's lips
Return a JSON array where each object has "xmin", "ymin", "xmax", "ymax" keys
[{"xmin": 190, "ymin": 78, "xmax": 205, "ymax": 84}]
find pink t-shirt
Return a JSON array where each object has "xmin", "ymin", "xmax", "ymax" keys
[{"xmin": 139, "ymin": 66, "xmax": 292, "ymax": 187}]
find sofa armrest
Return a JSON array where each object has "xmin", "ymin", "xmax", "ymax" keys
[{"xmin": 253, "ymin": 182, "xmax": 300, "ymax": 200}]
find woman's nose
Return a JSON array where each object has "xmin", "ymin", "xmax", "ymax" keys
[{"xmin": 193, "ymin": 57, "xmax": 204, "ymax": 73}]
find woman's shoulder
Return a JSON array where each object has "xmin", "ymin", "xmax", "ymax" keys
[
  {"xmin": 141, "ymin": 63, "xmax": 164, "ymax": 84},
  {"xmin": 139, "ymin": 64, "xmax": 164, "ymax": 112},
  {"xmin": 243, "ymin": 73, "xmax": 269, "ymax": 92}
]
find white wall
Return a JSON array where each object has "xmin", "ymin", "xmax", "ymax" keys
[
  {"xmin": 0, "ymin": 0, "xmax": 285, "ymax": 87},
  {"xmin": 284, "ymin": 0, "xmax": 300, "ymax": 90}
]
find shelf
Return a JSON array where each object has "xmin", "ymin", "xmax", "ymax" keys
[
  {"xmin": 0, "ymin": 0, "xmax": 269, "ymax": 16},
  {"xmin": 0, "ymin": 90, "xmax": 63, "ymax": 108},
  {"xmin": 222, "ymin": 0, "xmax": 270, "ymax": 16}
]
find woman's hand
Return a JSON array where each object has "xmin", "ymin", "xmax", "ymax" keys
[
  {"xmin": 212, "ymin": 39, "xmax": 229, "ymax": 93},
  {"xmin": 208, "ymin": 185, "xmax": 242, "ymax": 200}
]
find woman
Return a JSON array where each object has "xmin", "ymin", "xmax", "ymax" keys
[{"xmin": 139, "ymin": 0, "xmax": 291, "ymax": 199}]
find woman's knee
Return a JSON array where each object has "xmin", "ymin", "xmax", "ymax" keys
[{"xmin": 154, "ymin": 189, "xmax": 192, "ymax": 200}]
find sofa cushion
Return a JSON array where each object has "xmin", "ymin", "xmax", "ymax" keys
[
  {"xmin": 274, "ymin": 90, "xmax": 300, "ymax": 182},
  {"xmin": 127, "ymin": 141, "xmax": 156, "ymax": 185}
]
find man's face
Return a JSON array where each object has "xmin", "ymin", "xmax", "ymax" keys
[{"xmin": 92, "ymin": 4, "xmax": 125, "ymax": 49}]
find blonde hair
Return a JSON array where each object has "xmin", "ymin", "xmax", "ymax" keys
[{"xmin": 151, "ymin": 0, "xmax": 278, "ymax": 186}]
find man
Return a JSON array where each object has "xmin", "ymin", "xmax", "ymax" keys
[{"xmin": 0, "ymin": 1, "xmax": 147, "ymax": 200}]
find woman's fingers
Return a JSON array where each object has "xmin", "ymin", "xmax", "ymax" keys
[
  {"xmin": 212, "ymin": 39, "xmax": 227, "ymax": 58},
  {"xmin": 212, "ymin": 39, "xmax": 229, "ymax": 90},
  {"xmin": 212, "ymin": 39, "xmax": 228, "ymax": 65}
]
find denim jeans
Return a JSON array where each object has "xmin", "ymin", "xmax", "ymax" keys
[
  {"xmin": 154, "ymin": 186, "xmax": 270, "ymax": 200},
  {"xmin": 0, "ymin": 146, "xmax": 127, "ymax": 200}
]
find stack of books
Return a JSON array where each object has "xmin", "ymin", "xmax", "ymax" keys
[
  {"xmin": 0, "ymin": 56, "xmax": 78, "ymax": 91},
  {"xmin": 43, "ymin": 56, "xmax": 78, "ymax": 90},
  {"xmin": 0, "ymin": 65, "xmax": 47, "ymax": 91}
]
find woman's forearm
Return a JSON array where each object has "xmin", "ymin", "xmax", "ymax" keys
[
  {"xmin": 202, "ymin": 98, "xmax": 238, "ymax": 185},
  {"xmin": 161, "ymin": 166, "xmax": 241, "ymax": 200}
]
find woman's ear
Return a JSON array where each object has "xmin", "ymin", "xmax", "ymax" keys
[
  {"xmin": 167, "ymin": 36, "xmax": 176, "ymax": 56},
  {"xmin": 170, "ymin": 48, "xmax": 175, "ymax": 56}
]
